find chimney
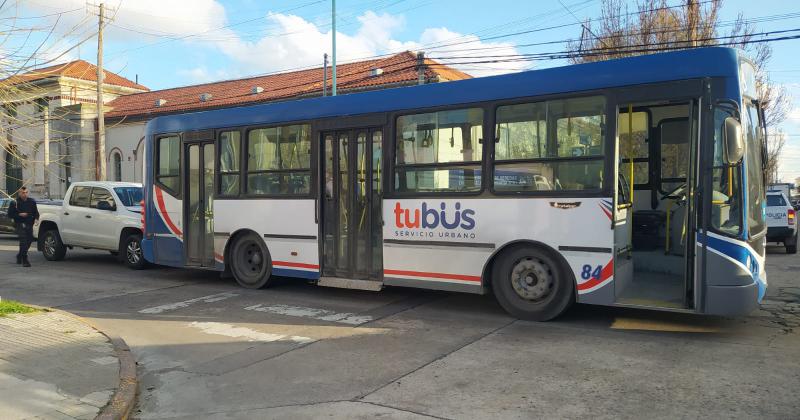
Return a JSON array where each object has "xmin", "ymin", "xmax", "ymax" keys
[
  {"xmin": 251, "ymin": 86, "xmax": 264, "ymax": 94},
  {"xmin": 154, "ymin": 98, "xmax": 167, "ymax": 107},
  {"xmin": 199, "ymin": 93, "xmax": 213, "ymax": 102},
  {"xmin": 370, "ymin": 68, "xmax": 384, "ymax": 77}
]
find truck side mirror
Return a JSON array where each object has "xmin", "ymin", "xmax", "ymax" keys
[{"xmin": 723, "ymin": 117, "xmax": 744, "ymax": 165}]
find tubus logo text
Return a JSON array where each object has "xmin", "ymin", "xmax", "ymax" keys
[{"xmin": 393, "ymin": 202, "xmax": 476, "ymax": 230}]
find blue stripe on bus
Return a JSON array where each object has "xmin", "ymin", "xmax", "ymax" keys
[{"xmin": 703, "ymin": 234, "xmax": 766, "ymax": 301}]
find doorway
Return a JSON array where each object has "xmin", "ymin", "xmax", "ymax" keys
[
  {"xmin": 184, "ymin": 141, "xmax": 215, "ymax": 267},
  {"xmin": 614, "ymin": 100, "xmax": 698, "ymax": 309},
  {"xmin": 321, "ymin": 128, "xmax": 383, "ymax": 280}
]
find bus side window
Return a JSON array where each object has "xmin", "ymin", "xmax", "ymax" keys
[
  {"xmin": 219, "ymin": 131, "xmax": 241, "ymax": 196},
  {"xmin": 156, "ymin": 135, "xmax": 180, "ymax": 194},
  {"xmin": 493, "ymin": 96, "xmax": 605, "ymax": 192}
]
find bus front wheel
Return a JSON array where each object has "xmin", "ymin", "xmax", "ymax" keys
[
  {"xmin": 491, "ymin": 246, "xmax": 574, "ymax": 321},
  {"xmin": 230, "ymin": 232, "xmax": 272, "ymax": 289}
]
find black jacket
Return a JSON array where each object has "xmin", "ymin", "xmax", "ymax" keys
[{"xmin": 8, "ymin": 197, "xmax": 39, "ymax": 226}]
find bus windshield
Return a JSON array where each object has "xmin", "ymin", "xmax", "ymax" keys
[{"xmin": 743, "ymin": 101, "xmax": 766, "ymax": 236}]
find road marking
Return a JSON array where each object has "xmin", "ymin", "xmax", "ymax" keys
[
  {"xmin": 189, "ymin": 321, "xmax": 313, "ymax": 343},
  {"xmin": 139, "ymin": 292, "xmax": 239, "ymax": 314},
  {"xmin": 611, "ymin": 317, "xmax": 720, "ymax": 333},
  {"xmin": 244, "ymin": 304, "xmax": 373, "ymax": 325},
  {"xmin": 90, "ymin": 356, "xmax": 117, "ymax": 366}
]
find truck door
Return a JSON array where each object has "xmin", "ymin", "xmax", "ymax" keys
[
  {"xmin": 61, "ymin": 185, "xmax": 92, "ymax": 245},
  {"xmin": 86, "ymin": 187, "xmax": 119, "ymax": 248}
]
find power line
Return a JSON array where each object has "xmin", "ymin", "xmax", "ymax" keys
[{"xmin": 104, "ymin": 0, "xmax": 328, "ymax": 57}]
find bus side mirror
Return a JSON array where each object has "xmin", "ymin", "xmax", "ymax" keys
[{"xmin": 723, "ymin": 117, "xmax": 744, "ymax": 165}]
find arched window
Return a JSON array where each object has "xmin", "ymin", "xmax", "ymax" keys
[
  {"xmin": 4, "ymin": 145, "xmax": 23, "ymax": 195},
  {"xmin": 113, "ymin": 152, "xmax": 122, "ymax": 182}
]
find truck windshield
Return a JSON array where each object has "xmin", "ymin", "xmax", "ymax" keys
[
  {"xmin": 114, "ymin": 187, "xmax": 143, "ymax": 207},
  {"xmin": 744, "ymin": 101, "xmax": 766, "ymax": 236}
]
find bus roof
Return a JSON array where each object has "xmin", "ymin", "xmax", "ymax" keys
[{"xmin": 146, "ymin": 47, "xmax": 742, "ymax": 134}]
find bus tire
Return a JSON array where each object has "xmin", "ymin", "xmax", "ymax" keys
[
  {"xmin": 41, "ymin": 229, "xmax": 67, "ymax": 261},
  {"xmin": 122, "ymin": 233, "xmax": 147, "ymax": 270},
  {"xmin": 230, "ymin": 232, "xmax": 272, "ymax": 289},
  {"xmin": 491, "ymin": 246, "xmax": 574, "ymax": 321},
  {"xmin": 786, "ymin": 232, "xmax": 797, "ymax": 254}
]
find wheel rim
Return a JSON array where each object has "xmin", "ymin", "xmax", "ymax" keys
[
  {"xmin": 126, "ymin": 240, "xmax": 141, "ymax": 264},
  {"xmin": 44, "ymin": 234, "xmax": 56, "ymax": 257},
  {"xmin": 510, "ymin": 257, "xmax": 554, "ymax": 301},
  {"xmin": 237, "ymin": 241, "xmax": 265, "ymax": 282}
]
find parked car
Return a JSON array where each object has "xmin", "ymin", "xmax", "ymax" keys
[
  {"xmin": 766, "ymin": 191, "xmax": 797, "ymax": 254},
  {"xmin": 0, "ymin": 198, "xmax": 16, "ymax": 235},
  {"xmin": 34, "ymin": 182, "xmax": 146, "ymax": 268}
]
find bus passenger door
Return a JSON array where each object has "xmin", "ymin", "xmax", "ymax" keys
[
  {"xmin": 613, "ymin": 97, "xmax": 698, "ymax": 310},
  {"xmin": 184, "ymin": 141, "xmax": 216, "ymax": 267},
  {"xmin": 321, "ymin": 128, "xmax": 383, "ymax": 282}
]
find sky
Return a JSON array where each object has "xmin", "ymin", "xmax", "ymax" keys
[{"xmin": 7, "ymin": 0, "xmax": 800, "ymax": 182}]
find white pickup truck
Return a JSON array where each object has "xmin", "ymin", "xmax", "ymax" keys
[
  {"xmin": 766, "ymin": 191, "xmax": 797, "ymax": 254},
  {"xmin": 34, "ymin": 181, "xmax": 147, "ymax": 268}
]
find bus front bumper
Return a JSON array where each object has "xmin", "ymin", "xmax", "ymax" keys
[
  {"xmin": 141, "ymin": 237, "xmax": 155, "ymax": 263},
  {"xmin": 705, "ymin": 281, "xmax": 762, "ymax": 316}
]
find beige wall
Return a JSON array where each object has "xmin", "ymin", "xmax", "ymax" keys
[{"xmin": 106, "ymin": 121, "xmax": 146, "ymax": 183}]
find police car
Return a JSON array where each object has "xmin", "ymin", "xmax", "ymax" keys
[{"xmin": 766, "ymin": 191, "xmax": 797, "ymax": 254}]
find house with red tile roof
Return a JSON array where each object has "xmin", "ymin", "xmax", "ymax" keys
[
  {"xmin": 105, "ymin": 51, "xmax": 471, "ymax": 184},
  {"xmin": 1, "ymin": 53, "xmax": 469, "ymax": 197},
  {"xmin": 0, "ymin": 60, "xmax": 147, "ymax": 198}
]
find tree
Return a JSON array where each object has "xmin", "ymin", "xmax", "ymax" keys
[
  {"xmin": 567, "ymin": 0, "xmax": 791, "ymax": 178},
  {"xmin": 0, "ymin": 5, "xmax": 103, "ymax": 198}
]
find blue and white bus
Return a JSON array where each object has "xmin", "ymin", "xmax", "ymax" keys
[{"xmin": 141, "ymin": 47, "xmax": 767, "ymax": 321}]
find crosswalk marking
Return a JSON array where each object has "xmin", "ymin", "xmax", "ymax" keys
[
  {"xmin": 139, "ymin": 292, "xmax": 239, "ymax": 314},
  {"xmin": 243, "ymin": 304, "xmax": 373, "ymax": 325}
]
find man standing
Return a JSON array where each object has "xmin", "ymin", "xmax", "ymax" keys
[{"xmin": 7, "ymin": 187, "xmax": 39, "ymax": 267}]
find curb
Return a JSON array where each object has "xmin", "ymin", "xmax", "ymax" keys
[{"xmin": 27, "ymin": 305, "xmax": 138, "ymax": 420}]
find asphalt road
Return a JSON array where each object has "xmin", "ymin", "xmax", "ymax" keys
[{"xmin": 1, "ymin": 236, "xmax": 798, "ymax": 419}]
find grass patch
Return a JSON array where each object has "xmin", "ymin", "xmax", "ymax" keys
[{"xmin": 0, "ymin": 300, "xmax": 37, "ymax": 317}]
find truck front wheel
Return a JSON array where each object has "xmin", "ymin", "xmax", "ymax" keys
[
  {"xmin": 122, "ymin": 233, "xmax": 147, "ymax": 270},
  {"xmin": 41, "ymin": 229, "xmax": 66, "ymax": 261}
]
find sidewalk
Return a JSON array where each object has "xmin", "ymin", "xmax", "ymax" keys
[{"xmin": 0, "ymin": 308, "xmax": 125, "ymax": 419}]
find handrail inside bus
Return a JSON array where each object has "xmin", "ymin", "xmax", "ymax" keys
[
  {"xmin": 628, "ymin": 104, "xmax": 634, "ymax": 208},
  {"xmin": 625, "ymin": 104, "xmax": 634, "ymax": 251}
]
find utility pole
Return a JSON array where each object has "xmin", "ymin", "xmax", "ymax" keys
[
  {"xmin": 323, "ymin": 53, "xmax": 328, "ymax": 97},
  {"xmin": 417, "ymin": 52, "xmax": 425, "ymax": 85},
  {"xmin": 43, "ymin": 103, "xmax": 49, "ymax": 198},
  {"xmin": 88, "ymin": 2, "xmax": 113, "ymax": 180},
  {"xmin": 331, "ymin": 0, "xmax": 337, "ymax": 96},
  {"xmin": 687, "ymin": 0, "xmax": 699, "ymax": 47}
]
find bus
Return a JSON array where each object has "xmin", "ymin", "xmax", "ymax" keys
[{"xmin": 141, "ymin": 47, "xmax": 767, "ymax": 321}]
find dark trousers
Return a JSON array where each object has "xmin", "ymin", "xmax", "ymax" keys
[{"xmin": 17, "ymin": 223, "xmax": 33, "ymax": 259}]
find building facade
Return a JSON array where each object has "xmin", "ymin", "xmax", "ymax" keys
[{"xmin": 0, "ymin": 60, "xmax": 147, "ymax": 198}]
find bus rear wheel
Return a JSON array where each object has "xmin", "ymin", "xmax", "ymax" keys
[
  {"xmin": 230, "ymin": 232, "xmax": 272, "ymax": 289},
  {"xmin": 491, "ymin": 246, "xmax": 574, "ymax": 321}
]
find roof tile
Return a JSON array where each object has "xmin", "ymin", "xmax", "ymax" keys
[
  {"xmin": 1, "ymin": 59, "xmax": 148, "ymax": 91},
  {"xmin": 106, "ymin": 52, "xmax": 470, "ymax": 119}
]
